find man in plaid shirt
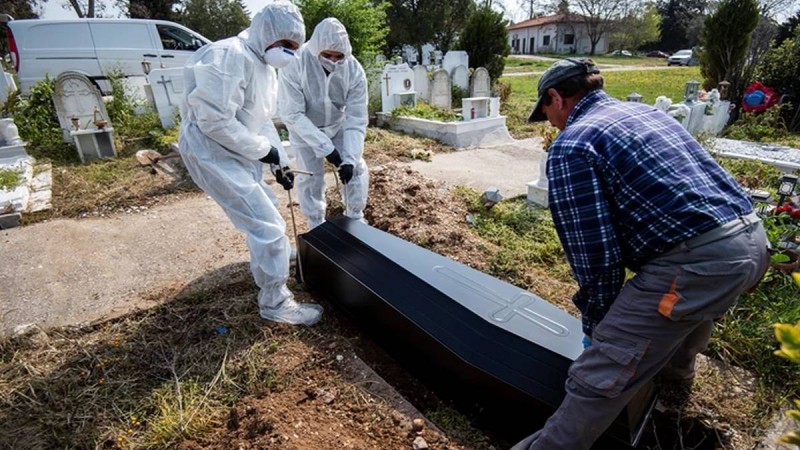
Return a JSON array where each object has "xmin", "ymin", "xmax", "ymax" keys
[{"xmin": 512, "ymin": 59, "xmax": 769, "ymax": 450}]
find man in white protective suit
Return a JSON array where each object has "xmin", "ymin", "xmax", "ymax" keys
[
  {"xmin": 178, "ymin": 1, "xmax": 322, "ymax": 326},
  {"xmin": 278, "ymin": 17, "xmax": 369, "ymax": 229}
]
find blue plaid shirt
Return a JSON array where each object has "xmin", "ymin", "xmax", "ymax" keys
[{"xmin": 547, "ymin": 90, "xmax": 753, "ymax": 335}]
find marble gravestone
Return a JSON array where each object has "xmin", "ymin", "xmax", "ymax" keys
[
  {"xmin": 430, "ymin": 69, "xmax": 452, "ymax": 110},
  {"xmin": 0, "ymin": 71, "xmax": 17, "ymax": 105},
  {"xmin": 413, "ymin": 65, "xmax": 430, "ymax": 103},
  {"xmin": 53, "ymin": 72, "xmax": 111, "ymax": 142},
  {"xmin": 470, "ymin": 67, "xmax": 491, "ymax": 98},
  {"xmin": 452, "ymin": 65, "xmax": 470, "ymax": 91},
  {"xmin": 443, "ymin": 50, "xmax": 469, "ymax": 77},
  {"xmin": 380, "ymin": 63, "xmax": 416, "ymax": 113},
  {"xmin": 148, "ymin": 67, "xmax": 185, "ymax": 129}
]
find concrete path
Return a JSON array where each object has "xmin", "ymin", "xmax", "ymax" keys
[
  {"xmin": 503, "ymin": 64, "xmax": 680, "ymax": 77},
  {"xmin": 409, "ymin": 137, "xmax": 544, "ymax": 198},
  {"xmin": 1, "ymin": 137, "xmax": 545, "ymax": 336},
  {"xmin": 0, "ymin": 195, "xmax": 249, "ymax": 335}
]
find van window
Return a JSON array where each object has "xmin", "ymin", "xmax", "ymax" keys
[
  {"xmin": 156, "ymin": 24, "xmax": 206, "ymax": 51},
  {"xmin": 25, "ymin": 23, "xmax": 93, "ymax": 49},
  {"xmin": 90, "ymin": 23, "xmax": 153, "ymax": 49}
]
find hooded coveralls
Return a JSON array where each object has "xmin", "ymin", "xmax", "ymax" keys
[
  {"xmin": 278, "ymin": 18, "xmax": 369, "ymax": 228},
  {"xmin": 178, "ymin": 2, "xmax": 321, "ymax": 323}
]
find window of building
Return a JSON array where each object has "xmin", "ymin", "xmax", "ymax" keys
[
  {"xmin": 564, "ymin": 34, "xmax": 575, "ymax": 45},
  {"xmin": 543, "ymin": 35, "xmax": 551, "ymax": 46}
]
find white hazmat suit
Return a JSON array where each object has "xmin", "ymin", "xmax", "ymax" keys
[
  {"xmin": 178, "ymin": 2, "xmax": 322, "ymax": 326},
  {"xmin": 279, "ymin": 18, "xmax": 369, "ymax": 229}
]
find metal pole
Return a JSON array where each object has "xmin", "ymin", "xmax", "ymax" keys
[{"xmin": 287, "ymin": 188, "xmax": 304, "ymax": 284}]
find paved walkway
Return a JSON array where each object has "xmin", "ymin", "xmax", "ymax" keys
[{"xmin": 1, "ymin": 138, "xmax": 545, "ymax": 336}]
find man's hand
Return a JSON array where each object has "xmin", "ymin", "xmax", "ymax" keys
[
  {"xmin": 259, "ymin": 147, "xmax": 280, "ymax": 165},
  {"xmin": 338, "ymin": 164, "xmax": 354, "ymax": 184},
  {"xmin": 325, "ymin": 149, "xmax": 343, "ymax": 167},
  {"xmin": 275, "ymin": 166, "xmax": 294, "ymax": 190}
]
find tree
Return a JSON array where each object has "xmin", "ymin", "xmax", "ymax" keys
[
  {"xmin": 456, "ymin": 5, "xmax": 510, "ymax": 81},
  {"xmin": 609, "ymin": 2, "xmax": 660, "ymax": 50},
  {"xmin": 385, "ymin": 0, "xmax": 438, "ymax": 61},
  {"xmin": 114, "ymin": 0, "xmax": 180, "ymax": 19},
  {"xmin": 430, "ymin": 0, "xmax": 475, "ymax": 53},
  {"xmin": 178, "ymin": 0, "xmax": 249, "ymax": 41},
  {"xmin": 657, "ymin": 0, "xmax": 709, "ymax": 51},
  {"xmin": 774, "ymin": 11, "xmax": 800, "ymax": 46},
  {"xmin": 700, "ymin": 0, "xmax": 759, "ymax": 98},
  {"xmin": 571, "ymin": 0, "xmax": 632, "ymax": 55},
  {"xmin": 295, "ymin": 0, "xmax": 388, "ymax": 61},
  {"xmin": 0, "ymin": 0, "xmax": 44, "ymax": 19}
]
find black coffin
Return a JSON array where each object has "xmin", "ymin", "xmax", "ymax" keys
[{"xmin": 298, "ymin": 217, "xmax": 657, "ymax": 448}]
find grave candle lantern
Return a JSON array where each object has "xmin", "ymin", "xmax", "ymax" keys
[{"xmin": 684, "ymin": 80, "xmax": 700, "ymax": 102}]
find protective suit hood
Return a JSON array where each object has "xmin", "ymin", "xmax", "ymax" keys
[
  {"xmin": 239, "ymin": 1, "xmax": 305, "ymax": 63},
  {"xmin": 305, "ymin": 18, "xmax": 352, "ymax": 58}
]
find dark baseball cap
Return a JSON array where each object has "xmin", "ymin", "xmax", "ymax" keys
[{"xmin": 528, "ymin": 58, "xmax": 601, "ymax": 122}]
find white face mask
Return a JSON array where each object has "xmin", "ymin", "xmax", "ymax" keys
[
  {"xmin": 319, "ymin": 55, "xmax": 344, "ymax": 72},
  {"xmin": 265, "ymin": 46, "xmax": 296, "ymax": 68}
]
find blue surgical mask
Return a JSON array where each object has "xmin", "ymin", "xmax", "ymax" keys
[{"xmin": 265, "ymin": 47, "xmax": 296, "ymax": 68}]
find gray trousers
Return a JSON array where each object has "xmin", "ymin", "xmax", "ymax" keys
[{"xmin": 512, "ymin": 215, "xmax": 768, "ymax": 450}]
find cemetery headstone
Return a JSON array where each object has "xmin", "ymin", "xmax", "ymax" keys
[
  {"xmin": 0, "ymin": 70, "xmax": 17, "ymax": 105},
  {"xmin": 422, "ymin": 50, "xmax": 432, "ymax": 67},
  {"xmin": 380, "ymin": 63, "xmax": 416, "ymax": 113},
  {"xmin": 148, "ymin": 67, "xmax": 185, "ymax": 128},
  {"xmin": 443, "ymin": 51, "xmax": 469, "ymax": 76},
  {"xmin": 430, "ymin": 69, "xmax": 452, "ymax": 110},
  {"xmin": 470, "ymin": 67, "xmax": 491, "ymax": 98},
  {"xmin": 413, "ymin": 65, "xmax": 430, "ymax": 103},
  {"xmin": 53, "ymin": 71, "xmax": 111, "ymax": 142},
  {"xmin": 452, "ymin": 65, "xmax": 470, "ymax": 91},
  {"xmin": 434, "ymin": 51, "xmax": 443, "ymax": 67}
]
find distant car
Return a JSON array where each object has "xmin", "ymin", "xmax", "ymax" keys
[
  {"xmin": 668, "ymin": 49, "xmax": 693, "ymax": 66},
  {"xmin": 609, "ymin": 49, "xmax": 633, "ymax": 57},
  {"xmin": 646, "ymin": 50, "xmax": 670, "ymax": 58}
]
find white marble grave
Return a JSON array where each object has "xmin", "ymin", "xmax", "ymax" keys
[
  {"xmin": 430, "ymin": 69, "xmax": 452, "ymax": 110},
  {"xmin": 380, "ymin": 63, "xmax": 416, "ymax": 113},
  {"xmin": 470, "ymin": 67, "xmax": 491, "ymax": 98},
  {"xmin": 0, "ymin": 71, "xmax": 17, "ymax": 105},
  {"xmin": 149, "ymin": 67, "xmax": 185, "ymax": 128},
  {"xmin": 443, "ymin": 51, "xmax": 469, "ymax": 76},
  {"xmin": 452, "ymin": 65, "xmax": 470, "ymax": 91},
  {"xmin": 53, "ymin": 72, "xmax": 111, "ymax": 141},
  {"xmin": 527, "ymin": 151, "xmax": 549, "ymax": 207},
  {"xmin": 462, "ymin": 97, "xmax": 490, "ymax": 121},
  {"xmin": 413, "ymin": 65, "xmax": 430, "ymax": 103},
  {"xmin": 434, "ymin": 51, "xmax": 443, "ymax": 67}
]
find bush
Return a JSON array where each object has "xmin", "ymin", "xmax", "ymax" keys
[
  {"xmin": 295, "ymin": 0, "xmax": 389, "ymax": 61},
  {"xmin": 699, "ymin": 0, "xmax": 759, "ymax": 92},
  {"xmin": 724, "ymin": 105, "xmax": 791, "ymax": 143},
  {"xmin": 389, "ymin": 102, "xmax": 459, "ymax": 122},
  {"xmin": 10, "ymin": 76, "xmax": 77, "ymax": 164},
  {"xmin": 756, "ymin": 30, "xmax": 800, "ymax": 130},
  {"xmin": 451, "ymin": 84, "xmax": 468, "ymax": 110}
]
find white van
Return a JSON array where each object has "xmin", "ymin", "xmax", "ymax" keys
[{"xmin": 5, "ymin": 18, "xmax": 211, "ymax": 93}]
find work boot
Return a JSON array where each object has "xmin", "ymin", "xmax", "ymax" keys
[{"xmin": 260, "ymin": 298, "xmax": 323, "ymax": 326}]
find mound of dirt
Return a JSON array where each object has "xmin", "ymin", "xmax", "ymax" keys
[{"xmin": 328, "ymin": 164, "xmax": 494, "ymax": 272}]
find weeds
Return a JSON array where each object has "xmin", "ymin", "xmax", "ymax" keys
[
  {"xmin": 0, "ymin": 167, "xmax": 22, "ymax": 190},
  {"xmin": 390, "ymin": 102, "xmax": 460, "ymax": 122}
]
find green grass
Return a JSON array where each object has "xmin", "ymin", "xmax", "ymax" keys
[
  {"xmin": 530, "ymin": 53, "xmax": 670, "ymax": 67},
  {"xmin": 0, "ymin": 167, "xmax": 23, "ymax": 191},
  {"xmin": 499, "ymin": 67, "xmax": 702, "ymax": 138},
  {"xmin": 456, "ymin": 188, "xmax": 573, "ymax": 286},
  {"xmin": 503, "ymin": 57, "xmax": 553, "ymax": 73}
]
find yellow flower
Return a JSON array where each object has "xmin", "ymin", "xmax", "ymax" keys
[{"xmin": 792, "ymin": 271, "xmax": 800, "ymax": 287}]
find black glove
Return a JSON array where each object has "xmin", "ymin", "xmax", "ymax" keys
[
  {"xmin": 275, "ymin": 166, "xmax": 294, "ymax": 190},
  {"xmin": 325, "ymin": 149, "xmax": 343, "ymax": 167},
  {"xmin": 338, "ymin": 164, "xmax": 354, "ymax": 184},
  {"xmin": 259, "ymin": 147, "xmax": 280, "ymax": 165}
]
